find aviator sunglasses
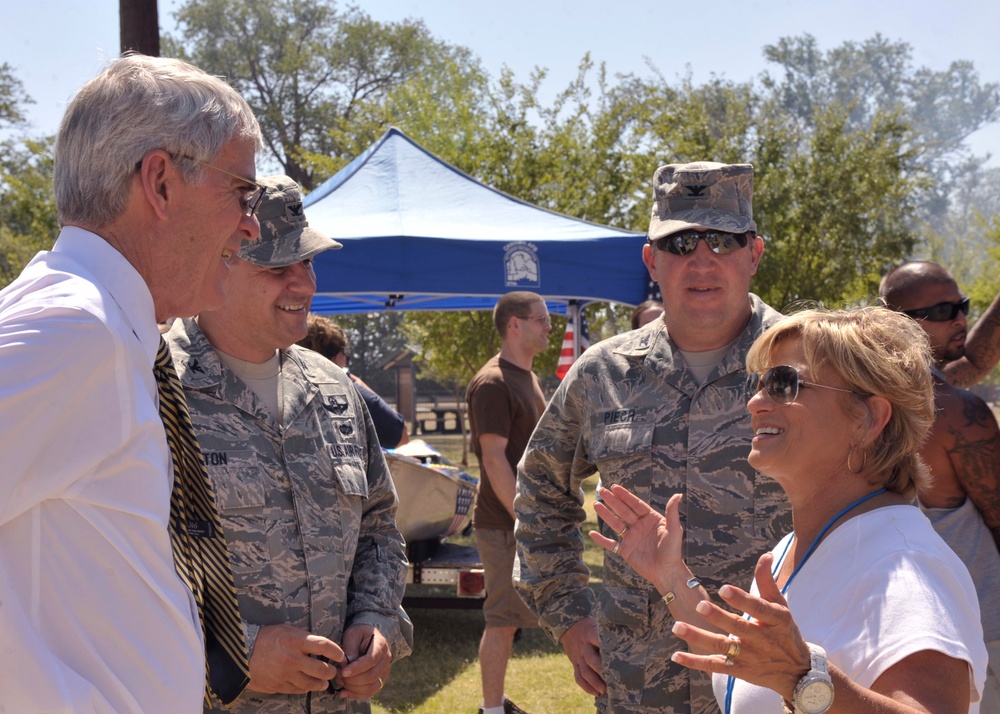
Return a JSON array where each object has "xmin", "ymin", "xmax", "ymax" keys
[
  {"xmin": 901, "ymin": 297, "xmax": 970, "ymax": 323},
  {"xmin": 653, "ymin": 229, "xmax": 750, "ymax": 257},
  {"xmin": 745, "ymin": 365, "xmax": 864, "ymax": 406}
]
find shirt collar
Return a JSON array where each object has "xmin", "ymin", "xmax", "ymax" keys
[{"xmin": 52, "ymin": 226, "xmax": 160, "ymax": 364}]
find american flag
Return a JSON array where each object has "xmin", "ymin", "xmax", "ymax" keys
[{"xmin": 556, "ymin": 311, "xmax": 590, "ymax": 380}]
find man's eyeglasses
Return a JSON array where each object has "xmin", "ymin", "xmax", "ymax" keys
[
  {"xmin": 189, "ymin": 159, "xmax": 267, "ymax": 217},
  {"xmin": 652, "ymin": 229, "xmax": 750, "ymax": 257},
  {"xmin": 901, "ymin": 297, "xmax": 970, "ymax": 323},
  {"xmin": 517, "ymin": 315, "xmax": 552, "ymax": 327},
  {"xmin": 135, "ymin": 153, "xmax": 268, "ymax": 217},
  {"xmin": 745, "ymin": 365, "xmax": 864, "ymax": 406}
]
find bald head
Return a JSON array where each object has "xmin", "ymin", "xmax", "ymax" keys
[
  {"xmin": 880, "ymin": 261, "xmax": 968, "ymax": 365},
  {"xmin": 879, "ymin": 261, "xmax": 958, "ymax": 310}
]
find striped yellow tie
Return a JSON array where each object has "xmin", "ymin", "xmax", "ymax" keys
[{"xmin": 154, "ymin": 338, "xmax": 250, "ymax": 705}]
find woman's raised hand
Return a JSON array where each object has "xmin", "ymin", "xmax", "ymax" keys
[
  {"xmin": 589, "ymin": 485, "xmax": 686, "ymax": 592},
  {"xmin": 669, "ymin": 552, "xmax": 809, "ymax": 699}
]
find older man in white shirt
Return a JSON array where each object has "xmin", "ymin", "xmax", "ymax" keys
[{"xmin": 0, "ymin": 55, "xmax": 263, "ymax": 713}]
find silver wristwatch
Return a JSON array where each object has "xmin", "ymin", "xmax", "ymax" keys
[{"xmin": 790, "ymin": 643, "xmax": 834, "ymax": 714}]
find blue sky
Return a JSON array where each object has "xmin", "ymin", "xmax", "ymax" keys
[{"xmin": 4, "ymin": 0, "xmax": 1000, "ymax": 162}]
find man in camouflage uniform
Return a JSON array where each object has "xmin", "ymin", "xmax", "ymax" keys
[
  {"xmin": 513, "ymin": 162, "xmax": 790, "ymax": 714},
  {"xmin": 165, "ymin": 175, "xmax": 412, "ymax": 713}
]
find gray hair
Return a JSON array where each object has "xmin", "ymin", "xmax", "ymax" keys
[{"xmin": 54, "ymin": 54, "xmax": 263, "ymax": 228}]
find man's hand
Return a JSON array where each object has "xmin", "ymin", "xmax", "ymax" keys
[
  {"xmin": 559, "ymin": 617, "xmax": 605, "ymax": 696},
  {"xmin": 348, "ymin": 372, "xmax": 370, "ymax": 390},
  {"xmin": 246, "ymin": 624, "xmax": 344, "ymax": 694},
  {"xmin": 479, "ymin": 433, "xmax": 517, "ymax": 520},
  {"xmin": 336, "ymin": 626, "xmax": 393, "ymax": 700}
]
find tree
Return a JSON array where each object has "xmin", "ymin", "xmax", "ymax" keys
[
  {"xmin": 0, "ymin": 68, "xmax": 56, "ymax": 290},
  {"xmin": 967, "ymin": 209, "xmax": 1000, "ymax": 292},
  {"xmin": 759, "ymin": 34, "xmax": 1000, "ymax": 249},
  {"xmin": 0, "ymin": 63, "xmax": 32, "ymax": 129},
  {"xmin": 0, "ymin": 137, "xmax": 57, "ymax": 288},
  {"xmin": 400, "ymin": 312, "xmax": 498, "ymax": 391},
  {"xmin": 330, "ymin": 312, "xmax": 409, "ymax": 397},
  {"xmin": 159, "ymin": 21, "xmax": 1000, "ymax": 390},
  {"xmin": 165, "ymin": 0, "xmax": 473, "ymax": 190},
  {"xmin": 303, "ymin": 36, "xmax": 492, "ymax": 181},
  {"xmin": 752, "ymin": 104, "xmax": 922, "ymax": 308}
]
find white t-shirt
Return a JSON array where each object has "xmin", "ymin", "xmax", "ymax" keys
[
  {"xmin": 0, "ymin": 227, "xmax": 204, "ymax": 712},
  {"xmin": 712, "ymin": 504, "xmax": 987, "ymax": 713}
]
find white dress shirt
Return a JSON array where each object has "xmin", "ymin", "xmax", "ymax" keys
[{"xmin": 0, "ymin": 227, "xmax": 204, "ymax": 713}]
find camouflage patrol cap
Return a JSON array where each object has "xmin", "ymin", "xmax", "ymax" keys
[
  {"xmin": 238, "ymin": 174, "xmax": 341, "ymax": 267},
  {"xmin": 647, "ymin": 161, "xmax": 756, "ymax": 241}
]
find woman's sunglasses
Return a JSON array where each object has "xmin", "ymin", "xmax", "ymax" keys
[
  {"xmin": 745, "ymin": 365, "xmax": 863, "ymax": 406},
  {"xmin": 901, "ymin": 297, "xmax": 970, "ymax": 322}
]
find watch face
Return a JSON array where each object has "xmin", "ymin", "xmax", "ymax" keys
[{"xmin": 799, "ymin": 680, "xmax": 833, "ymax": 712}]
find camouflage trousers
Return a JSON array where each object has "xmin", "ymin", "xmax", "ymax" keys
[{"xmin": 593, "ymin": 586, "xmax": 720, "ymax": 714}]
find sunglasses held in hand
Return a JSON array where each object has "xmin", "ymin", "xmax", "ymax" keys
[{"xmin": 324, "ymin": 632, "xmax": 374, "ymax": 693}]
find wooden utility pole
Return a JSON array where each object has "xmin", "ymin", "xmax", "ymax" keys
[{"xmin": 120, "ymin": 0, "xmax": 160, "ymax": 57}]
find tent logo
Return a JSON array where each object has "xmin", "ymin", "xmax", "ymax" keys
[{"xmin": 504, "ymin": 241, "xmax": 540, "ymax": 288}]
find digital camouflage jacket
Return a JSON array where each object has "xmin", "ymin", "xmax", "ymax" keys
[
  {"xmin": 514, "ymin": 295, "xmax": 789, "ymax": 714},
  {"xmin": 167, "ymin": 318, "xmax": 412, "ymax": 714}
]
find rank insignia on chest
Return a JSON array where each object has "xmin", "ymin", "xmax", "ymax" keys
[
  {"xmin": 321, "ymin": 394, "xmax": 349, "ymax": 415},
  {"xmin": 338, "ymin": 422, "xmax": 354, "ymax": 436}
]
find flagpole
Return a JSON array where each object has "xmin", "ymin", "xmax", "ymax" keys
[{"xmin": 567, "ymin": 300, "xmax": 580, "ymax": 361}]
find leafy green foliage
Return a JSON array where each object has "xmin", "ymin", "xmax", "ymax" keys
[
  {"xmin": 0, "ymin": 63, "xmax": 32, "ymax": 129},
  {"xmin": 0, "ymin": 66, "xmax": 55, "ymax": 290},
  {"xmin": 752, "ymin": 104, "xmax": 922, "ymax": 308},
  {"xmin": 758, "ymin": 34, "xmax": 1000, "ymax": 257},
  {"xmin": 0, "ymin": 136, "xmax": 56, "ymax": 289},
  {"xmin": 165, "ymin": 0, "xmax": 470, "ymax": 190},
  {"xmin": 6, "ymin": 14, "xmax": 1000, "ymax": 386},
  {"xmin": 399, "ymin": 311, "xmax": 499, "ymax": 392},
  {"xmin": 967, "ymin": 213, "xmax": 1000, "ymax": 380},
  {"xmin": 326, "ymin": 312, "xmax": 408, "ymax": 396}
]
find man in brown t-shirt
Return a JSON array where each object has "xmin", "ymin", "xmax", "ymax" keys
[{"xmin": 467, "ymin": 291, "xmax": 551, "ymax": 714}]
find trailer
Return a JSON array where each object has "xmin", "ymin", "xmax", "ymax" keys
[
  {"xmin": 386, "ymin": 441, "xmax": 487, "ymax": 607},
  {"xmin": 405, "ymin": 539, "xmax": 485, "ymax": 608}
]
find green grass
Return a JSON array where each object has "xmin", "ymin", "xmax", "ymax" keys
[{"xmin": 374, "ymin": 435, "xmax": 602, "ymax": 713}]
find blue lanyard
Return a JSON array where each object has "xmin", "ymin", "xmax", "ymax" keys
[{"xmin": 723, "ymin": 488, "xmax": 886, "ymax": 713}]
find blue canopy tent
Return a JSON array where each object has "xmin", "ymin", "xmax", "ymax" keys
[{"xmin": 302, "ymin": 127, "xmax": 651, "ymax": 322}]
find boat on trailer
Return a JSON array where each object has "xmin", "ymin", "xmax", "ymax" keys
[{"xmin": 385, "ymin": 439, "xmax": 477, "ymax": 543}]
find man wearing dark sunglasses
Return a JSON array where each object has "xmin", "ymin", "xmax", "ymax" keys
[
  {"xmin": 514, "ymin": 162, "xmax": 789, "ymax": 714},
  {"xmin": 881, "ymin": 260, "xmax": 1000, "ymax": 709}
]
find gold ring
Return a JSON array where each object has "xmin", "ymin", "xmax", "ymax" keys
[
  {"xmin": 620, "ymin": 524, "xmax": 629, "ymax": 536},
  {"xmin": 377, "ymin": 676, "xmax": 384, "ymax": 688},
  {"xmin": 725, "ymin": 636, "xmax": 741, "ymax": 664},
  {"xmin": 612, "ymin": 540, "xmax": 621, "ymax": 555}
]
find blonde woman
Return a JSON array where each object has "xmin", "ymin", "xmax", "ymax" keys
[{"xmin": 593, "ymin": 306, "xmax": 986, "ymax": 713}]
